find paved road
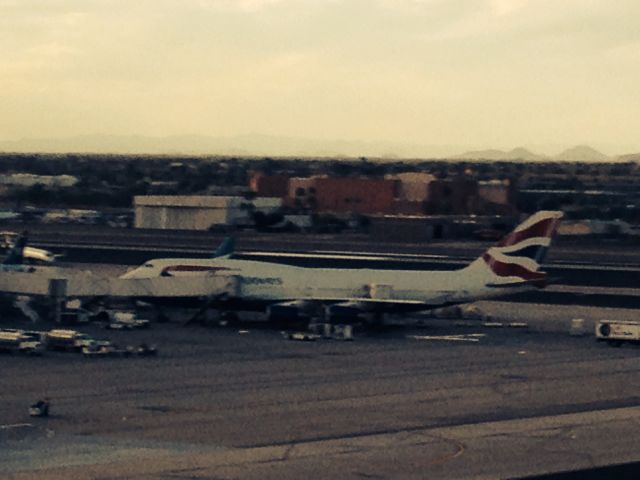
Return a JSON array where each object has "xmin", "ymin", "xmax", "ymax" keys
[{"xmin": 2, "ymin": 321, "xmax": 640, "ymax": 479}]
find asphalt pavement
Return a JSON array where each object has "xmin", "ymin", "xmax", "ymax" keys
[{"xmin": 2, "ymin": 319, "xmax": 640, "ymax": 479}]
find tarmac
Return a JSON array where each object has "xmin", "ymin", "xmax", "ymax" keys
[{"xmin": 2, "ymin": 313, "xmax": 640, "ymax": 479}]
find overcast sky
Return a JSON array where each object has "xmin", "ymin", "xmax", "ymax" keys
[{"xmin": 1, "ymin": 0, "xmax": 639, "ymax": 154}]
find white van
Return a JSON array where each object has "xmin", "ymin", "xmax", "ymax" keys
[{"xmin": 596, "ymin": 320, "xmax": 640, "ymax": 346}]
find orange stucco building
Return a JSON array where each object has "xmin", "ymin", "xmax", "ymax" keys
[{"xmin": 288, "ymin": 176, "xmax": 398, "ymax": 215}]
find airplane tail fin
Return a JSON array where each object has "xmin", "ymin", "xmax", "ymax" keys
[
  {"xmin": 3, "ymin": 231, "xmax": 27, "ymax": 265},
  {"xmin": 466, "ymin": 211, "xmax": 563, "ymax": 288},
  {"xmin": 212, "ymin": 236, "xmax": 235, "ymax": 258}
]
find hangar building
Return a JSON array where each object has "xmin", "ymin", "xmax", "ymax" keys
[{"xmin": 133, "ymin": 195, "xmax": 281, "ymax": 230}]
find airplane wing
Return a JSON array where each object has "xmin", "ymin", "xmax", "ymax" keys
[
  {"xmin": 325, "ymin": 298, "xmax": 446, "ymax": 314},
  {"xmin": 485, "ymin": 278, "xmax": 548, "ymax": 288},
  {"xmin": 267, "ymin": 297, "xmax": 454, "ymax": 317}
]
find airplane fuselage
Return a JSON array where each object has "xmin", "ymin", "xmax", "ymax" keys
[{"xmin": 122, "ymin": 256, "xmax": 529, "ymax": 311}]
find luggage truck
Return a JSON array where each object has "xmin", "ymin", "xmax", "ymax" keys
[
  {"xmin": 0, "ymin": 330, "xmax": 45, "ymax": 355},
  {"xmin": 595, "ymin": 320, "xmax": 640, "ymax": 347},
  {"xmin": 45, "ymin": 329, "xmax": 93, "ymax": 351}
]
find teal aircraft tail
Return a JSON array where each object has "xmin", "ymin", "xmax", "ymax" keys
[{"xmin": 212, "ymin": 237, "xmax": 235, "ymax": 258}]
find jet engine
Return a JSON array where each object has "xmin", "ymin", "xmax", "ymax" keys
[
  {"xmin": 324, "ymin": 303, "xmax": 363, "ymax": 323},
  {"xmin": 266, "ymin": 302, "xmax": 309, "ymax": 327}
]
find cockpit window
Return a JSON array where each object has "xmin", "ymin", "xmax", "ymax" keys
[{"xmin": 144, "ymin": 263, "xmax": 154, "ymax": 268}]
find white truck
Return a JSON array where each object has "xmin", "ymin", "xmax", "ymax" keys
[
  {"xmin": 595, "ymin": 320, "xmax": 640, "ymax": 346},
  {"xmin": 45, "ymin": 329, "xmax": 93, "ymax": 351},
  {"xmin": 0, "ymin": 331, "xmax": 45, "ymax": 355},
  {"xmin": 106, "ymin": 311, "xmax": 150, "ymax": 330}
]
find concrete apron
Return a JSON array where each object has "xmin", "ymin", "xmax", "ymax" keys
[{"xmin": 473, "ymin": 300, "xmax": 639, "ymax": 335}]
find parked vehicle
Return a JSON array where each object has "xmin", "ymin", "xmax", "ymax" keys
[
  {"xmin": 82, "ymin": 340, "xmax": 156, "ymax": 357},
  {"xmin": 29, "ymin": 398, "xmax": 50, "ymax": 417},
  {"xmin": 135, "ymin": 343, "xmax": 158, "ymax": 356},
  {"xmin": 60, "ymin": 308, "xmax": 91, "ymax": 325},
  {"xmin": 596, "ymin": 320, "xmax": 640, "ymax": 346},
  {"xmin": 0, "ymin": 331, "xmax": 44, "ymax": 355},
  {"xmin": 106, "ymin": 311, "xmax": 150, "ymax": 330},
  {"xmin": 82, "ymin": 340, "xmax": 116, "ymax": 357},
  {"xmin": 45, "ymin": 329, "xmax": 93, "ymax": 351},
  {"xmin": 285, "ymin": 331, "xmax": 320, "ymax": 341}
]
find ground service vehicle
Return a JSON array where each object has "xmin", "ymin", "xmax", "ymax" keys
[
  {"xmin": 105, "ymin": 311, "xmax": 150, "ymax": 330},
  {"xmin": 595, "ymin": 320, "xmax": 640, "ymax": 346},
  {"xmin": 82, "ymin": 340, "xmax": 116, "ymax": 357},
  {"xmin": 45, "ymin": 329, "xmax": 93, "ymax": 351},
  {"xmin": 29, "ymin": 399, "xmax": 50, "ymax": 417},
  {"xmin": 0, "ymin": 331, "xmax": 44, "ymax": 354}
]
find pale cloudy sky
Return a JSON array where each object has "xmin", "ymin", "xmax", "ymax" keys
[{"xmin": 1, "ymin": 0, "xmax": 639, "ymax": 154}]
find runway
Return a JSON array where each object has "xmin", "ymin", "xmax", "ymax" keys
[{"xmin": 3, "ymin": 321, "xmax": 640, "ymax": 479}]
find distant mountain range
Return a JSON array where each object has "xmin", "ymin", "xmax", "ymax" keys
[
  {"xmin": 454, "ymin": 145, "xmax": 613, "ymax": 162},
  {"xmin": 552, "ymin": 145, "xmax": 610, "ymax": 162},
  {"xmin": 453, "ymin": 147, "xmax": 546, "ymax": 161},
  {"xmin": 0, "ymin": 134, "xmax": 459, "ymax": 159},
  {"xmin": 0, "ymin": 134, "xmax": 635, "ymax": 161}
]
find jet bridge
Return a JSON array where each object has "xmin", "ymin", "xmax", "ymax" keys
[{"xmin": 0, "ymin": 270, "xmax": 240, "ymax": 299}]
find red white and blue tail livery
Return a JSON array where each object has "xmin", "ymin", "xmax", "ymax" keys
[{"xmin": 478, "ymin": 210, "xmax": 563, "ymax": 288}]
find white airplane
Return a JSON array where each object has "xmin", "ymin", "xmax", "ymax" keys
[
  {"xmin": 0, "ymin": 232, "xmax": 35, "ymax": 273},
  {"xmin": 1, "ymin": 231, "xmax": 60, "ymax": 266},
  {"xmin": 121, "ymin": 211, "xmax": 563, "ymax": 323}
]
